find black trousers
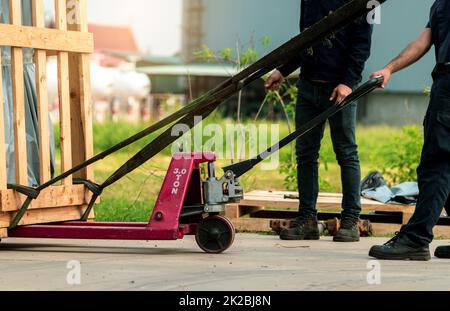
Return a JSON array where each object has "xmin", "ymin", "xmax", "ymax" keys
[
  {"xmin": 402, "ymin": 74, "xmax": 450, "ymax": 246},
  {"xmin": 295, "ymin": 78, "xmax": 361, "ymax": 220}
]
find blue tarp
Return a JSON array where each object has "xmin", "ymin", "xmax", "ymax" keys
[{"xmin": 362, "ymin": 182, "xmax": 419, "ymax": 205}]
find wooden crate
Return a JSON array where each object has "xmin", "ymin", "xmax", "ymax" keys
[
  {"xmin": 0, "ymin": 0, "xmax": 94, "ymax": 238},
  {"xmin": 226, "ymin": 190, "xmax": 450, "ymax": 237}
]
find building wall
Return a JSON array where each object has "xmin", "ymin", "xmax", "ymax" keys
[{"xmin": 359, "ymin": 92, "xmax": 429, "ymax": 126}]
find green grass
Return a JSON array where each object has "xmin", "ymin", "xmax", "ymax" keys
[
  {"xmin": 51, "ymin": 120, "xmax": 419, "ymax": 222},
  {"xmin": 94, "ymin": 198, "xmax": 152, "ymax": 222}
]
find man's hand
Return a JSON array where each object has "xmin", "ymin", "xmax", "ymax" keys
[
  {"xmin": 370, "ymin": 68, "xmax": 392, "ymax": 89},
  {"xmin": 265, "ymin": 70, "xmax": 284, "ymax": 92},
  {"xmin": 330, "ymin": 84, "xmax": 353, "ymax": 106}
]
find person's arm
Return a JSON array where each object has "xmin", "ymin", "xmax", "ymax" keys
[
  {"xmin": 264, "ymin": 59, "xmax": 301, "ymax": 92},
  {"xmin": 278, "ymin": 58, "xmax": 302, "ymax": 78},
  {"xmin": 332, "ymin": 17, "xmax": 373, "ymax": 105},
  {"xmin": 370, "ymin": 28, "xmax": 433, "ymax": 88}
]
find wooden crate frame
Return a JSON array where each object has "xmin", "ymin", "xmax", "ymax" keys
[
  {"xmin": 226, "ymin": 190, "xmax": 450, "ymax": 238},
  {"xmin": 0, "ymin": 0, "xmax": 95, "ymax": 238}
]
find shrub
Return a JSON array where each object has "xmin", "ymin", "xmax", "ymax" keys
[
  {"xmin": 378, "ymin": 125, "xmax": 423, "ymax": 184},
  {"xmin": 279, "ymin": 151, "xmax": 336, "ymax": 193}
]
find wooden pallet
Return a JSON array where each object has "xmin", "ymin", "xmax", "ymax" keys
[
  {"xmin": 226, "ymin": 190, "xmax": 450, "ymax": 237},
  {"xmin": 0, "ymin": 0, "xmax": 94, "ymax": 239}
]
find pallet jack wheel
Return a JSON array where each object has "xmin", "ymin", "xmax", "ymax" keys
[{"xmin": 195, "ymin": 215, "xmax": 235, "ymax": 254}]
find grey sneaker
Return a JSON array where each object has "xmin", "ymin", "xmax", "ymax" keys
[
  {"xmin": 280, "ymin": 216, "xmax": 320, "ymax": 241},
  {"xmin": 333, "ymin": 217, "xmax": 360, "ymax": 243}
]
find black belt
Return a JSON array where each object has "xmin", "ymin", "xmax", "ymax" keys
[{"xmin": 432, "ymin": 62, "xmax": 450, "ymax": 79}]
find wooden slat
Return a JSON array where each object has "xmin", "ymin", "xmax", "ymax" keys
[
  {"xmin": 9, "ymin": 0, "xmax": 28, "ymax": 186},
  {"xmin": 0, "ymin": 56, "xmax": 7, "ymax": 189},
  {"xmin": 55, "ymin": 0, "xmax": 68, "ymax": 31},
  {"xmin": 0, "ymin": 185, "xmax": 91, "ymax": 212},
  {"xmin": 32, "ymin": 0, "xmax": 45, "ymax": 28},
  {"xmin": 239, "ymin": 191, "xmax": 416, "ymax": 213},
  {"xmin": 0, "ymin": 205, "xmax": 92, "ymax": 228},
  {"xmin": 0, "ymin": 228, "xmax": 7, "ymax": 238},
  {"xmin": 0, "ymin": 24, "xmax": 93, "ymax": 53},
  {"xmin": 247, "ymin": 190, "xmax": 344, "ymax": 198},
  {"xmin": 78, "ymin": 53, "xmax": 94, "ymax": 180},
  {"xmin": 32, "ymin": 0, "xmax": 51, "ymax": 184},
  {"xmin": 35, "ymin": 50, "xmax": 51, "ymax": 183},
  {"xmin": 245, "ymin": 191, "xmax": 380, "ymax": 205},
  {"xmin": 68, "ymin": 0, "xmax": 94, "ymax": 180},
  {"xmin": 56, "ymin": 0, "xmax": 73, "ymax": 185},
  {"xmin": 8, "ymin": 0, "xmax": 22, "ymax": 28},
  {"xmin": 57, "ymin": 60, "xmax": 73, "ymax": 186},
  {"xmin": 73, "ymin": 0, "xmax": 89, "ymax": 32}
]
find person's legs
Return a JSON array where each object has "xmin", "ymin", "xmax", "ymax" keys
[
  {"xmin": 402, "ymin": 156, "xmax": 450, "ymax": 246},
  {"xmin": 326, "ymin": 100, "xmax": 361, "ymax": 242},
  {"xmin": 370, "ymin": 76, "xmax": 450, "ymax": 260},
  {"xmin": 280, "ymin": 79, "xmax": 326, "ymax": 240},
  {"xmin": 401, "ymin": 82, "xmax": 450, "ymax": 246},
  {"xmin": 328, "ymin": 103, "xmax": 362, "ymax": 220},
  {"xmin": 296, "ymin": 79, "xmax": 327, "ymax": 218}
]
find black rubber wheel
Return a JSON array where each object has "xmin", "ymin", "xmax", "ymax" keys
[{"xmin": 195, "ymin": 215, "xmax": 235, "ymax": 254}]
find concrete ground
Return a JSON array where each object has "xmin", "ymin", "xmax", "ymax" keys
[{"xmin": 0, "ymin": 234, "xmax": 449, "ymax": 291}]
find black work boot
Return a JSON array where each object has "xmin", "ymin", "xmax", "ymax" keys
[
  {"xmin": 280, "ymin": 216, "xmax": 320, "ymax": 241},
  {"xmin": 333, "ymin": 217, "xmax": 360, "ymax": 242},
  {"xmin": 369, "ymin": 233, "xmax": 431, "ymax": 261},
  {"xmin": 435, "ymin": 246, "xmax": 450, "ymax": 259}
]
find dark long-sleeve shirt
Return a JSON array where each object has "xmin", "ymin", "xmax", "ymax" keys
[
  {"xmin": 427, "ymin": 0, "xmax": 450, "ymax": 64},
  {"xmin": 278, "ymin": 0, "xmax": 373, "ymax": 89}
]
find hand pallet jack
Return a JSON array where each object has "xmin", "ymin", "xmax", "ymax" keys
[
  {"xmin": 3, "ymin": 0, "xmax": 387, "ymax": 253},
  {"xmin": 9, "ymin": 152, "xmax": 244, "ymax": 253}
]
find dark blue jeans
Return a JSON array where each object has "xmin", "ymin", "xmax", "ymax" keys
[
  {"xmin": 402, "ymin": 75, "xmax": 450, "ymax": 246},
  {"xmin": 295, "ymin": 78, "xmax": 362, "ymax": 220}
]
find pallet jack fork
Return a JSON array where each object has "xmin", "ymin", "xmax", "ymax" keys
[{"xmin": 9, "ymin": 153, "xmax": 243, "ymax": 254}]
